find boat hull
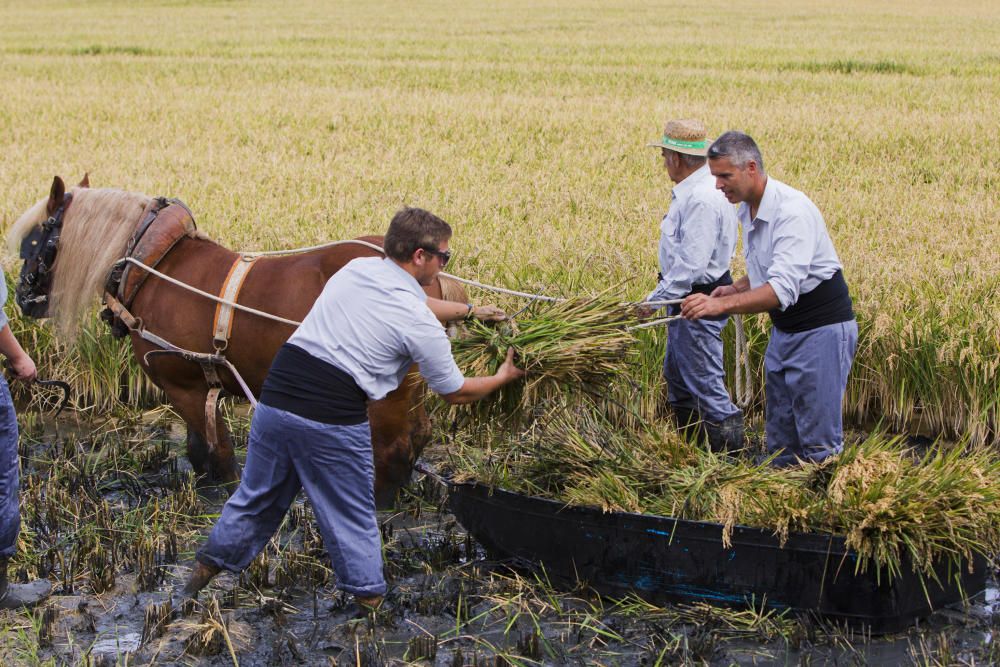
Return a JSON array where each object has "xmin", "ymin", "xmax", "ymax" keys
[{"xmin": 448, "ymin": 482, "xmax": 986, "ymax": 633}]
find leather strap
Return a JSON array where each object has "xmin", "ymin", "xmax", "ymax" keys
[{"xmin": 211, "ymin": 256, "xmax": 258, "ymax": 352}]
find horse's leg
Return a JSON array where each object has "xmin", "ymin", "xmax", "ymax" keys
[
  {"xmin": 185, "ymin": 428, "xmax": 211, "ymax": 477},
  {"xmin": 161, "ymin": 382, "xmax": 240, "ymax": 487}
]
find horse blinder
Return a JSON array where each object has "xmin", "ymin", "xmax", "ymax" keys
[{"xmin": 16, "ymin": 195, "xmax": 72, "ymax": 319}]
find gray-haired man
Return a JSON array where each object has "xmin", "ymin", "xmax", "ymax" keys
[{"xmin": 681, "ymin": 131, "xmax": 858, "ymax": 467}]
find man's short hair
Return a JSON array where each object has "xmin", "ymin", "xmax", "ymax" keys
[
  {"xmin": 384, "ymin": 207, "xmax": 453, "ymax": 262},
  {"xmin": 676, "ymin": 152, "xmax": 707, "ymax": 169},
  {"xmin": 708, "ymin": 131, "xmax": 765, "ymax": 173}
]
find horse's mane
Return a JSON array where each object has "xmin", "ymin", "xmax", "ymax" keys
[{"xmin": 9, "ymin": 187, "xmax": 154, "ymax": 339}]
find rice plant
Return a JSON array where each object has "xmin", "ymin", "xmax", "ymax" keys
[
  {"xmin": 0, "ymin": 0, "xmax": 996, "ymax": 440},
  {"xmin": 449, "ymin": 295, "xmax": 640, "ymax": 423}
]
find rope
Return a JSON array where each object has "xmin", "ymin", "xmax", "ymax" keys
[
  {"xmin": 242, "ymin": 238, "xmax": 386, "ymax": 257},
  {"xmin": 438, "ymin": 274, "xmax": 562, "ymax": 302},
  {"xmin": 123, "ymin": 257, "xmax": 303, "ymax": 327},
  {"xmin": 131, "ymin": 241, "xmax": 751, "ymax": 403},
  {"xmin": 733, "ymin": 314, "xmax": 752, "ymax": 408}
]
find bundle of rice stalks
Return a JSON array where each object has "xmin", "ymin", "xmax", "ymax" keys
[
  {"xmin": 448, "ymin": 295, "xmax": 640, "ymax": 422},
  {"xmin": 799, "ymin": 437, "xmax": 1000, "ymax": 583},
  {"xmin": 444, "ymin": 405, "xmax": 1000, "ymax": 581}
]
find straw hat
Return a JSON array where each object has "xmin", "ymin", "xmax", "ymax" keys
[{"xmin": 647, "ymin": 119, "xmax": 711, "ymax": 157}]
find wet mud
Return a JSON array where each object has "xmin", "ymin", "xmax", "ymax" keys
[{"xmin": 1, "ymin": 415, "xmax": 998, "ymax": 666}]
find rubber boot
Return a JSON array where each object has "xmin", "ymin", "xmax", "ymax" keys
[
  {"xmin": 671, "ymin": 406, "xmax": 702, "ymax": 443},
  {"xmin": 0, "ymin": 557, "xmax": 52, "ymax": 610},
  {"xmin": 171, "ymin": 560, "xmax": 220, "ymax": 614},
  {"xmin": 705, "ymin": 412, "xmax": 746, "ymax": 455}
]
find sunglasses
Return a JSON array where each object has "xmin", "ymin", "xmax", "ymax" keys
[{"xmin": 421, "ymin": 247, "xmax": 451, "ymax": 266}]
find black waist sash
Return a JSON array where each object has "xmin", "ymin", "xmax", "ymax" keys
[
  {"xmin": 659, "ymin": 270, "xmax": 733, "ymax": 317},
  {"xmin": 690, "ymin": 270, "xmax": 733, "ymax": 296},
  {"xmin": 769, "ymin": 270, "xmax": 855, "ymax": 333},
  {"xmin": 260, "ymin": 343, "xmax": 368, "ymax": 425}
]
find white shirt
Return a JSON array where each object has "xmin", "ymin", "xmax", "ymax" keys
[
  {"xmin": 739, "ymin": 178, "xmax": 843, "ymax": 311},
  {"xmin": 0, "ymin": 276, "xmax": 8, "ymax": 330},
  {"xmin": 646, "ymin": 164, "xmax": 738, "ymax": 305},
  {"xmin": 287, "ymin": 257, "xmax": 465, "ymax": 401}
]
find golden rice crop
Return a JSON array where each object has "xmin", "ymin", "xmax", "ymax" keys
[
  {"xmin": 449, "ymin": 296, "xmax": 639, "ymax": 421},
  {"xmin": 0, "ymin": 0, "xmax": 996, "ymax": 440}
]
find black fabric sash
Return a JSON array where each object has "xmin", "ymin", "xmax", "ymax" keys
[
  {"xmin": 769, "ymin": 270, "xmax": 855, "ymax": 333},
  {"xmin": 260, "ymin": 343, "xmax": 368, "ymax": 425},
  {"xmin": 658, "ymin": 270, "xmax": 733, "ymax": 318}
]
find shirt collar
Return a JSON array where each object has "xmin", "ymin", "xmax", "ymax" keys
[
  {"xmin": 383, "ymin": 257, "xmax": 428, "ymax": 301},
  {"xmin": 741, "ymin": 177, "xmax": 780, "ymax": 230},
  {"xmin": 671, "ymin": 163, "xmax": 711, "ymax": 201}
]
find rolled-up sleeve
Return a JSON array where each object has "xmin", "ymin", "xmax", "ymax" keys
[
  {"xmin": 766, "ymin": 214, "xmax": 817, "ymax": 310},
  {"xmin": 405, "ymin": 316, "xmax": 466, "ymax": 395}
]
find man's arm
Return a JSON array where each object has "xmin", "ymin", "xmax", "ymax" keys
[
  {"xmin": 440, "ymin": 348, "xmax": 524, "ymax": 405},
  {"xmin": 0, "ymin": 325, "xmax": 36, "ymax": 381},
  {"xmin": 681, "ymin": 280, "xmax": 779, "ymax": 320},
  {"xmin": 426, "ymin": 297, "xmax": 506, "ymax": 323}
]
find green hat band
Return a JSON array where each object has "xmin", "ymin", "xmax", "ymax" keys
[{"xmin": 661, "ymin": 136, "xmax": 707, "ymax": 150}]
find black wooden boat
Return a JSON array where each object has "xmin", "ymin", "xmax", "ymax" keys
[{"xmin": 447, "ymin": 482, "xmax": 986, "ymax": 634}]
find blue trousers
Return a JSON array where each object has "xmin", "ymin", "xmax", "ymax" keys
[
  {"xmin": 664, "ymin": 314, "xmax": 741, "ymax": 423},
  {"xmin": 764, "ymin": 320, "xmax": 858, "ymax": 466},
  {"xmin": 0, "ymin": 378, "xmax": 19, "ymax": 560},
  {"xmin": 198, "ymin": 403, "xmax": 385, "ymax": 597}
]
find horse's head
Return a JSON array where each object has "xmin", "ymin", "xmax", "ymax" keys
[
  {"xmin": 10, "ymin": 175, "xmax": 155, "ymax": 338},
  {"xmin": 9, "ymin": 174, "xmax": 89, "ymax": 318}
]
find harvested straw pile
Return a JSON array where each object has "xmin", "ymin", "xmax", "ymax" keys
[
  {"xmin": 449, "ymin": 296, "xmax": 639, "ymax": 420},
  {"xmin": 445, "ymin": 407, "xmax": 1000, "ymax": 581}
]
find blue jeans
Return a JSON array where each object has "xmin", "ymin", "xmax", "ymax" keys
[
  {"xmin": 664, "ymin": 314, "xmax": 741, "ymax": 423},
  {"xmin": 198, "ymin": 403, "xmax": 385, "ymax": 597},
  {"xmin": 0, "ymin": 377, "xmax": 19, "ymax": 559},
  {"xmin": 764, "ymin": 320, "xmax": 859, "ymax": 466}
]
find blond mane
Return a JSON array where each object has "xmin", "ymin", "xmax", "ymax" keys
[{"xmin": 8, "ymin": 187, "xmax": 154, "ymax": 339}]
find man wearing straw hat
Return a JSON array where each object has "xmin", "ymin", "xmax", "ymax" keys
[
  {"xmin": 682, "ymin": 131, "xmax": 858, "ymax": 467},
  {"xmin": 639, "ymin": 119, "xmax": 744, "ymax": 453}
]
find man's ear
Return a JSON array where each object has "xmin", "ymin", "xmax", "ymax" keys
[{"xmin": 78, "ymin": 172, "xmax": 90, "ymax": 188}]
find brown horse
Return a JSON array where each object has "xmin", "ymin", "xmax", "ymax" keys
[{"xmin": 9, "ymin": 176, "xmax": 465, "ymax": 502}]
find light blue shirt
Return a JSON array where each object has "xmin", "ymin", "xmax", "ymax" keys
[
  {"xmin": 739, "ymin": 177, "xmax": 843, "ymax": 311},
  {"xmin": 0, "ymin": 275, "xmax": 8, "ymax": 330},
  {"xmin": 288, "ymin": 257, "xmax": 465, "ymax": 401},
  {"xmin": 646, "ymin": 164, "xmax": 738, "ymax": 305}
]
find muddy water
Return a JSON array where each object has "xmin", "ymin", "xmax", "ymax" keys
[{"xmin": 2, "ymin": 416, "xmax": 998, "ymax": 666}]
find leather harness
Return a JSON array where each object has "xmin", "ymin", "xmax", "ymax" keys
[{"xmin": 101, "ymin": 198, "xmax": 260, "ymax": 453}]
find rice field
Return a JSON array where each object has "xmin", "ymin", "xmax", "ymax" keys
[
  {"xmin": 0, "ymin": 0, "xmax": 997, "ymax": 439},
  {"xmin": 1, "ymin": 0, "xmax": 1000, "ymax": 663}
]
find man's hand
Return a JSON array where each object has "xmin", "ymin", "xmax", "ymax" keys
[
  {"xmin": 681, "ymin": 294, "xmax": 727, "ymax": 321},
  {"xmin": 473, "ymin": 305, "xmax": 507, "ymax": 322},
  {"xmin": 7, "ymin": 354, "xmax": 37, "ymax": 383},
  {"xmin": 711, "ymin": 284, "xmax": 739, "ymax": 298},
  {"xmin": 496, "ymin": 347, "xmax": 525, "ymax": 382}
]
